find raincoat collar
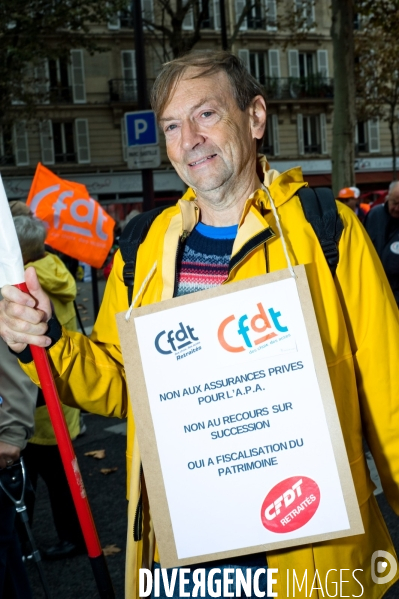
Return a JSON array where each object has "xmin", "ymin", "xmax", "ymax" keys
[{"xmin": 178, "ymin": 155, "xmax": 307, "ymax": 232}]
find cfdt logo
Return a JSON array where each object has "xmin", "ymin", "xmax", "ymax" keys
[
  {"xmin": 154, "ymin": 322, "xmax": 199, "ymax": 356},
  {"xmin": 261, "ymin": 476, "xmax": 320, "ymax": 533},
  {"xmin": 217, "ymin": 302, "xmax": 288, "ymax": 353}
]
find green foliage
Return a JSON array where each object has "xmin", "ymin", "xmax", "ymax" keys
[
  {"xmin": 355, "ymin": 0, "xmax": 399, "ymax": 174},
  {"xmin": 0, "ymin": 0, "xmax": 125, "ymax": 123}
]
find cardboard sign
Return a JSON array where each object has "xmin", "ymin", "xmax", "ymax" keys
[
  {"xmin": 117, "ymin": 266, "xmax": 363, "ymax": 568},
  {"xmin": 27, "ymin": 163, "xmax": 115, "ymax": 268}
]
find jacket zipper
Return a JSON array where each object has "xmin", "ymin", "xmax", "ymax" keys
[
  {"xmin": 173, "ymin": 230, "xmax": 189, "ymax": 297},
  {"xmin": 224, "ymin": 228, "xmax": 275, "ymax": 284}
]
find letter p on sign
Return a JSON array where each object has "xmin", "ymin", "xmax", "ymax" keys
[
  {"xmin": 134, "ymin": 119, "xmax": 148, "ymax": 141},
  {"xmin": 125, "ymin": 110, "xmax": 158, "ymax": 146}
]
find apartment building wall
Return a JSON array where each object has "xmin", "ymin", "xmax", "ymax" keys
[{"xmin": 2, "ymin": 0, "xmax": 397, "ymax": 211}]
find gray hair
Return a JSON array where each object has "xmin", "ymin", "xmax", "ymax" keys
[
  {"xmin": 388, "ymin": 181, "xmax": 399, "ymax": 194},
  {"xmin": 151, "ymin": 50, "xmax": 266, "ymax": 149},
  {"xmin": 13, "ymin": 215, "xmax": 47, "ymax": 263}
]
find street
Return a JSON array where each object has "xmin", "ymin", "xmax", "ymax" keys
[{"xmin": 24, "ymin": 413, "xmax": 399, "ymax": 598}]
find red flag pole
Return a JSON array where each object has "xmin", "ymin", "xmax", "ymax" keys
[{"xmin": 16, "ymin": 282, "xmax": 115, "ymax": 599}]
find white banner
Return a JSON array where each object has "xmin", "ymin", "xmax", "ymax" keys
[{"xmin": 117, "ymin": 267, "xmax": 363, "ymax": 567}]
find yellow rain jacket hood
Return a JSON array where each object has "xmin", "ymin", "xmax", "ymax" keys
[
  {"xmin": 26, "ymin": 252, "xmax": 80, "ymax": 444},
  {"xmin": 20, "ymin": 159, "xmax": 399, "ymax": 598}
]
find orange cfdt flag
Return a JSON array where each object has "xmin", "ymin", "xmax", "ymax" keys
[{"xmin": 27, "ymin": 163, "xmax": 115, "ymax": 269}]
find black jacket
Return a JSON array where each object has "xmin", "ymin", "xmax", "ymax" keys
[{"xmin": 364, "ymin": 203, "xmax": 399, "ymax": 304}]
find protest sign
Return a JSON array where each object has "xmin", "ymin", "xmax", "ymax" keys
[
  {"xmin": 26, "ymin": 163, "xmax": 115, "ymax": 268},
  {"xmin": 117, "ymin": 266, "xmax": 363, "ymax": 568}
]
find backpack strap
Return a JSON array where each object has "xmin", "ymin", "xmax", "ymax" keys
[
  {"xmin": 119, "ymin": 206, "xmax": 168, "ymax": 305},
  {"xmin": 297, "ymin": 187, "xmax": 344, "ymax": 276}
]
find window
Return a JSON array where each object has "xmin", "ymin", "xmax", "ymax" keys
[
  {"xmin": 0, "ymin": 122, "xmax": 29, "ymax": 166},
  {"xmin": 48, "ymin": 58, "xmax": 72, "ymax": 103},
  {"xmin": 288, "ymin": 49, "xmax": 330, "ymax": 95},
  {"xmin": 13, "ymin": 122, "xmax": 30, "ymax": 166},
  {"xmin": 303, "ymin": 115, "xmax": 320, "ymax": 153},
  {"xmin": 262, "ymin": 115, "xmax": 280, "ymax": 157},
  {"xmin": 182, "ymin": 0, "xmax": 194, "ymax": 30},
  {"xmin": 121, "ymin": 50, "xmax": 137, "ymax": 102},
  {"xmin": 265, "ymin": 0, "xmax": 277, "ymax": 30},
  {"xmin": 238, "ymin": 49, "xmax": 280, "ymax": 83},
  {"xmin": 297, "ymin": 114, "xmax": 327, "ymax": 155},
  {"xmin": 236, "ymin": 0, "xmax": 268, "ymax": 30},
  {"xmin": 294, "ymin": 0, "xmax": 315, "ymax": 29},
  {"xmin": 250, "ymin": 52, "xmax": 269, "ymax": 85},
  {"xmin": 39, "ymin": 119, "xmax": 90, "ymax": 165},
  {"xmin": 121, "ymin": 117, "xmax": 128, "ymax": 162},
  {"xmin": 356, "ymin": 120, "xmax": 380, "ymax": 154},
  {"xmin": 353, "ymin": 13, "xmax": 364, "ymax": 31},
  {"xmin": 52, "ymin": 122, "xmax": 76, "ymax": 163},
  {"xmin": 248, "ymin": 0, "xmax": 265, "ymax": 29},
  {"xmin": 200, "ymin": 0, "xmax": 221, "ymax": 30},
  {"xmin": 70, "ymin": 50, "xmax": 86, "ymax": 104},
  {"xmin": 299, "ymin": 52, "xmax": 316, "ymax": 78},
  {"xmin": 0, "ymin": 125, "xmax": 15, "ymax": 165},
  {"xmin": 34, "ymin": 51, "xmax": 85, "ymax": 104},
  {"xmin": 108, "ymin": 0, "xmax": 154, "ymax": 29},
  {"xmin": 289, "ymin": 50, "xmax": 324, "ymax": 79}
]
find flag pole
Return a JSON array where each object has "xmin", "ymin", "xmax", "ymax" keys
[{"xmin": 16, "ymin": 283, "xmax": 115, "ymax": 599}]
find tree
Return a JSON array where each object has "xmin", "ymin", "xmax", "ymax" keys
[
  {"xmin": 355, "ymin": 0, "xmax": 399, "ymax": 179},
  {"xmin": 331, "ymin": 0, "xmax": 356, "ymax": 194},
  {"xmin": 142, "ymin": 0, "xmax": 283, "ymax": 61},
  {"xmin": 143, "ymin": 0, "xmax": 211, "ymax": 60},
  {"xmin": 0, "ymin": 0, "xmax": 125, "ymax": 126}
]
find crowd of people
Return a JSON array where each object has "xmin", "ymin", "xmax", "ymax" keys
[{"xmin": 0, "ymin": 49, "xmax": 399, "ymax": 599}]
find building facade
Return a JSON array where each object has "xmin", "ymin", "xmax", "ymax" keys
[{"xmin": 2, "ymin": 0, "xmax": 396, "ymax": 223}]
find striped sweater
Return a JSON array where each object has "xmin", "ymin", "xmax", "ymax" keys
[{"xmin": 176, "ymin": 222, "xmax": 237, "ymax": 297}]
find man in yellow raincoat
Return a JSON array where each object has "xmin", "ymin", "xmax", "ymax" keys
[{"xmin": 1, "ymin": 50, "xmax": 399, "ymax": 598}]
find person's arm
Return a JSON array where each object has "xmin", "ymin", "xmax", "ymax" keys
[
  {"xmin": 0, "ymin": 338, "xmax": 37, "ymax": 466},
  {"xmin": 334, "ymin": 203, "xmax": 399, "ymax": 511},
  {"xmin": 0, "ymin": 255, "xmax": 130, "ymax": 419}
]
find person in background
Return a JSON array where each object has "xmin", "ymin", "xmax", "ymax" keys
[
  {"xmin": 8, "ymin": 200, "xmax": 33, "ymax": 218},
  {"xmin": 364, "ymin": 180, "xmax": 399, "ymax": 306},
  {"xmin": 336, "ymin": 186, "xmax": 368, "ymax": 222},
  {"xmin": 0, "ymin": 336, "xmax": 35, "ymax": 598},
  {"xmin": 13, "ymin": 215, "xmax": 84, "ymax": 560}
]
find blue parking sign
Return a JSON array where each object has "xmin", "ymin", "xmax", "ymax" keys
[{"xmin": 125, "ymin": 110, "xmax": 158, "ymax": 146}]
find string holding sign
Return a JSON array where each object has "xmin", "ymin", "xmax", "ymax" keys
[{"xmin": 27, "ymin": 163, "xmax": 115, "ymax": 269}]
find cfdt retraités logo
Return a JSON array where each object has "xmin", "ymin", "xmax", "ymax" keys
[
  {"xmin": 154, "ymin": 322, "xmax": 202, "ymax": 361},
  {"xmin": 217, "ymin": 301, "xmax": 289, "ymax": 353}
]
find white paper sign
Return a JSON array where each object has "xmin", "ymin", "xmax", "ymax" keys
[
  {"xmin": 130, "ymin": 273, "xmax": 357, "ymax": 561},
  {"xmin": 0, "ymin": 175, "xmax": 25, "ymax": 287}
]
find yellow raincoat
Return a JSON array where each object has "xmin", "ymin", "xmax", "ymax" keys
[
  {"xmin": 26, "ymin": 252, "xmax": 80, "ymax": 444},
  {"xmin": 20, "ymin": 161, "xmax": 399, "ymax": 598}
]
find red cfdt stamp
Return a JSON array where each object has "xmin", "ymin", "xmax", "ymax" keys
[{"xmin": 261, "ymin": 476, "xmax": 320, "ymax": 533}]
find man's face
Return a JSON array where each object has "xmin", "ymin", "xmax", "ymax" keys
[
  {"xmin": 159, "ymin": 69, "xmax": 265, "ymax": 197},
  {"xmin": 346, "ymin": 197, "xmax": 357, "ymax": 210},
  {"xmin": 387, "ymin": 184, "xmax": 399, "ymax": 219}
]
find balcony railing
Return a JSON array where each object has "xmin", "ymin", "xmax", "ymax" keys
[
  {"xmin": 49, "ymin": 86, "xmax": 73, "ymax": 104},
  {"xmin": 0, "ymin": 154, "xmax": 15, "ymax": 166},
  {"xmin": 109, "ymin": 76, "xmax": 333, "ymax": 104},
  {"xmin": 304, "ymin": 143, "xmax": 322, "ymax": 154},
  {"xmin": 54, "ymin": 152, "xmax": 77, "ymax": 164},
  {"xmin": 262, "ymin": 76, "xmax": 334, "ymax": 100},
  {"xmin": 109, "ymin": 79, "xmax": 155, "ymax": 103}
]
